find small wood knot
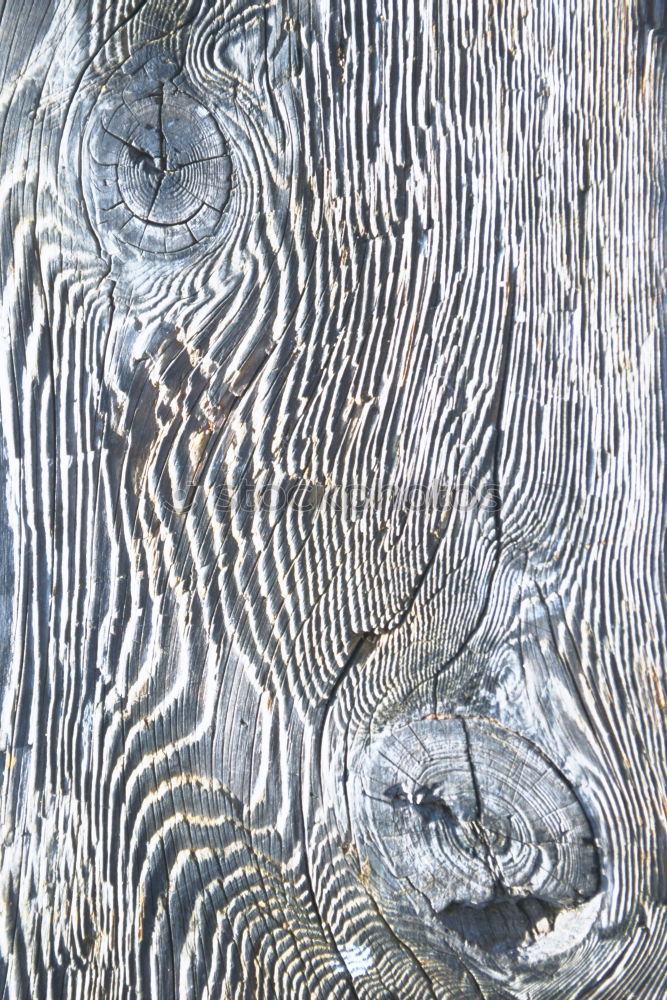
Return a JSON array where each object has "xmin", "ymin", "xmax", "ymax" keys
[
  {"xmin": 349, "ymin": 716, "xmax": 600, "ymax": 954},
  {"xmin": 84, "ymin": 56, "xmax": 231, "ymax": 255}
]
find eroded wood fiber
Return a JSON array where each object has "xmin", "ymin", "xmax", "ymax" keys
[{"xmin": 0, "ymin": 0, "xmax": 665, "ymax": 997}]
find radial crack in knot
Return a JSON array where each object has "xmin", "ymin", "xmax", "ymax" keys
[
  {"xmin": 83, "ymin": 56, "xmax": 232, "ymax": 255},
  {"xmin": 350, "ymin": 717, "xmax": 601, "ymax": 954}
]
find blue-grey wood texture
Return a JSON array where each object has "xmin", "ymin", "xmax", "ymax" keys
[{"xmin": 0, "ymin": 0, "xmax": 665, "ymax": 997}]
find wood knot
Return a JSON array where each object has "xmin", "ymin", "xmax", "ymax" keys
[
  {"xmin": 349, "ymin": 716, "xmax": 600, "ymax": 954},
  {"xmin": 83, "ymin": 55, "xmax": 231, "ymax": 255}
]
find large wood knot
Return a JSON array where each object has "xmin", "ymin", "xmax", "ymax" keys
[
  {"xmin": 349, "ymin": 716, "xmax": 600, "ymax": 953},
  {"xmin": 84, "ymin": 56, "xmax": 231, "ymax": 255}
]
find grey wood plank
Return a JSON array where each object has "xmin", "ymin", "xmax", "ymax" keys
[{"xmin": 0, "ymin": 0, "xmax": 665, "ymax": 997}]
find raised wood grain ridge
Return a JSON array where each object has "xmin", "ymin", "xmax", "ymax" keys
[{"xmin": 0, "ymin": 0, "xmax": 665, "ymax": 998}]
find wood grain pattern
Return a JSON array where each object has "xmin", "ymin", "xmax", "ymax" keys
[{"xmin": 0, "ymin": 0, "xmax": 665, "ymax": 997}]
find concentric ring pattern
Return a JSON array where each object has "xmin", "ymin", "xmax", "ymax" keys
[{"xmin": 84, "ymin": 57, "xmax": 232, "ymax": 254}]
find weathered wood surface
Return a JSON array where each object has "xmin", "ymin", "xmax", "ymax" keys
[{"xmin": 0, "ymin": 0, "xmax": 665, "ymax": 997}]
